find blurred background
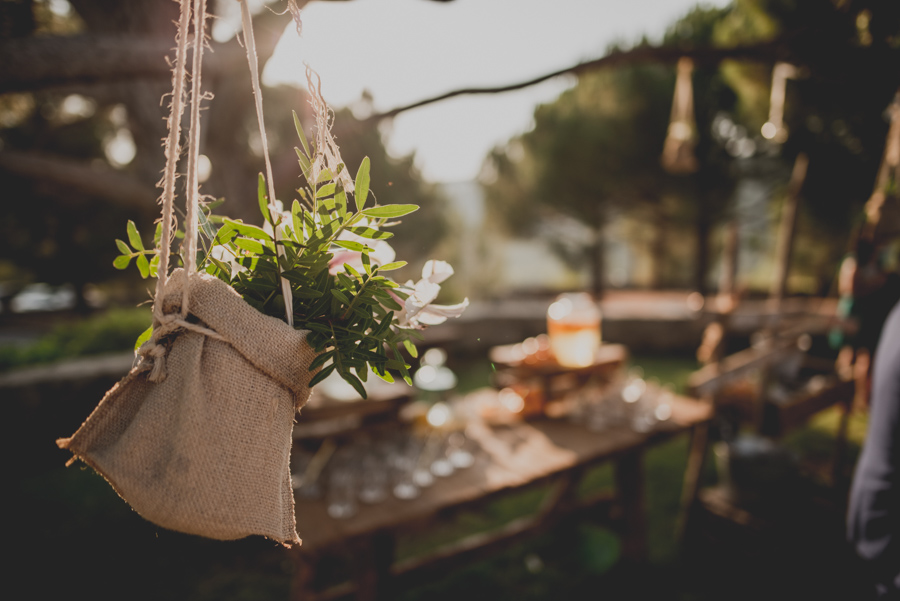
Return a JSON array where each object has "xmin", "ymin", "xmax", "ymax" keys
[{"xmin": 2, "ymin": 0, "xmax": 899, "ymax": 599}]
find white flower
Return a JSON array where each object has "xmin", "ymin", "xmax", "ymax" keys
[
  {"xmin": 211, "ymin": 243, "xmax": 245, "ymax": 275},
  {"xmin": 397, "ymin": 260, "xmax": 469, "ymax": 329}
]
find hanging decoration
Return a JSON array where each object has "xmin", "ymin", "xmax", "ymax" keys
[
  {"xmin": 57, "ymin": 0, "xmax": 466, "ymax": 546},
  {"xmin": 864, "ymin": 90, "xmax": 900, "ymax": 241},
  {"xmin": 760, "ymin": 62, "xmax": 798, "ymax": 144},
  {"xmin": 661, "ymin": 57, "xmax": 699, "ymax": 175}
]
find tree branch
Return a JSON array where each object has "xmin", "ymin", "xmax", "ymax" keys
[
  {"xmin": 0, "ymin": 27, "xmax": 284, "ymax": 94},
  {"xmin": 368, "ymin": 40, "xmax": 786, "ymax": 122}
]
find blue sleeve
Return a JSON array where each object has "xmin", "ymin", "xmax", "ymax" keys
[{"xmin": 849, "ymin": 300, "xmax": 900, "ymax": 583}]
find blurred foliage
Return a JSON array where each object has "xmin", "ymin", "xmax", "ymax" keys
[
  {"xmin": 484, "ymin": 0, "xmax": 900, "ymax": 294},
  {"xmin": 484, "ymin": 6, "xmax": 740, "ymax": 292},
  {"xmin": 0, "ymin": 3, "xmax": 448, "ymax": 306},
  {"xmin": 0, "ymin": 1, "xmax": 157, "ymax": 305},
  {"xmin": 0, "ymin": 306, "xmax": 150, "ymax": 370}
]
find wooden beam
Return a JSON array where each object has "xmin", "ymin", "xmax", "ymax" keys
[
  {"xmin": 0, "ymin": 35, "xmax": 173, "ymax": 93},
  {"xmin": 0, "ymin": 150, "xmax": 157, "ymax": 209}
]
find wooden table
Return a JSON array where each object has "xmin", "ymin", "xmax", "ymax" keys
[{"xmin": 289, "ymin": 391, "xmax": 712, "ymax": 601}]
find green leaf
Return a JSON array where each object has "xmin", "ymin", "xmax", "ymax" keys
[
  {"xmin": 305, "ymin": 322, "xmax": 334, "ymax": 335},
  {"xmin": 291, "ymin": 200, "xmax": 305, "ymax": 242},
  {"xmin": 308, "ymin": 363, "xmax": 335, "ymax": 388},
  {"xmin": 316, "ymin": 183, "xmax": 336, "ymax": 199},
  {"xmin": 295, "ymin": 148, "xmax": 311, "ymax": 178},
  {"xmin": 340, "ymin": 370, "xmax": 367, "ymax": 399},
  {"xmin": 330, "ymin": 289, "xmax": 351, "ymax": 305},
  {"xmin": 234, "ymin": 237, "xmax": 266, "ymax": 254},
  {"xmin": 361, "ymin": 204, "xmax": 419, "ymax": 219},
  {"xmin": 316, "ymin": 169, "xmax": 333, "ymax": 185},
  {"xmin": 154, "ymin": 222, "xmax": 163, "ymax": 246},
  {"xmin": 134, "ymin": 325, "xmax": 153, "ymax": 351},
  {"xmin": 149, "ymin": 254, "xmax": 159, "ymax": 277},
  {"xmin": 386, "ymin": 358, "xmax": 411, "ymax": 371},
  {"xmin": 258, "ymin": 173, "xmax": 272, "ymax": 224},
  {"xmin": 113, "ymin": 254, "xmax": 132, "ymax": 270},
  {"xmin": 309, "ymin": 350, "xmax": 334, "ymax": 371},
  {"xmin": 115, "ymin": 239, "xmax": 131, "ymax": 254},
  {"xmin": 343, "ymin": 263, "xmax": 362, "ymax": 280},
  {"xmin": 334, "ymin": 240, "xmax": 367, "ymax": 252},
  {"xmin": 403, "ymin": 338, "xmax": 419, "ymax": 358},
  {"xmin": 208, "ymin": 256, "xmax": 232, "ymax": 279},
  {"xmin": 291, "ymin": 288, "xmax": 325, "ymax": 299},
  {"xmin": 293, "ymin": 110, "xmax": 311, "ymax": 157},
  {"xmin": 347, "ymin": 226, "xmax": 393, "ymax": 240},
  {"xmin": 355, "ymin": 157, "xmax": 371, "ymax": 211},
  {"xmin": 126, "ymin": 220, "xmax": 144, "ymax": 251},
  {"xmin": 136, "ymin": 254, "xmax": 150, "ymax": 278},
  {"xmin": 334, "ymin": 187, "xmax": 348, "ymax": 217},
  {"xmin": 372, "ymin": 365, "xmax": 395, "ymax": 384},
  {"xmin": 223, "ymin": 219, "xmax": 273, "ymax": 242},
  {"xmin": 377, "ymin": 261, "xmax": 407, "ymax": 272}
]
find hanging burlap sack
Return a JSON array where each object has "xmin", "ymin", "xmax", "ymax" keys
[{"xmin": 58, "ymin": 269, "xmax": 317, "ymax": 545}]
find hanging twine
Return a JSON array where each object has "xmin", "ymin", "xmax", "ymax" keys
[
  {"xmin": 182, "ymin": 0, "xmax": 208, "ymax": 317},
  {"xmin": 140, "ymin": 0, "xmax": 224, "ymax": 382},
  {"xmin": 152, "ymin": 0, "xmax": 192, "ymax": 322},
  {"xmin": 239, "ymin": 0, "xmax": 294, "ymax": 326}
]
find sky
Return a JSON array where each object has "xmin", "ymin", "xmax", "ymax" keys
[{"xmin": 251, "ymin": 0, "xmax": 731, "ymax": 183}]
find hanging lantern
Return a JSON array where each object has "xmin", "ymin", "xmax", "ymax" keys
[
  {"xmin": 761, "ymin": 62, "xmax": 798, "ymax": 144},
  {"xmin": 661, "ymin": 57, "xmax": 699, "ymax": 175}
]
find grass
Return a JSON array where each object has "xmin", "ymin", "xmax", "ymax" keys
[{"xmin": 0, "ymin": 306, "xmax": 150, "ymax": 371}]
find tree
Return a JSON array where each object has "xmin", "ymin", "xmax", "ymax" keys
[
  {"xmin": 481, "ymin": 0, "xmax": 900, "ymax": 296},
  {"xmin": 0, "ymin": 0, "xmax": 448, "ymax": 306},
  {"xmin": 483, "ymin": 26, "xmax": 734, "ymax": 294}
]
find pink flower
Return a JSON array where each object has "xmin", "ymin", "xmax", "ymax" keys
[{"xmin": 328, "ymin": 238, "xmax": 396, "ymax": 275}]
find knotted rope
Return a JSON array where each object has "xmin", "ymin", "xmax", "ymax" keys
[
  {"xmin": 139, "ymin": 0, "xmax": 216, "ymax": 382},
  {"xmin": 139, "ymin": 0, "xmax": 296, "ymax": 381}
]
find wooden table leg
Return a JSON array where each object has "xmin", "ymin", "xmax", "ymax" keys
[
  {"xmin": 614, "ymin": 449, "xmax": 648, "ymax": 563},
  {"xmin": 831, "ymin": 396, "xmax": 853, "ymax": 493},
  {"xmin": 350, "ymin": 532, "xmax": 395, "ymax": 601},
  {"xmin": 676, "ymin": 421, "xmax": 709, "ymax": 544},
  {"xmin": 288, "ymin": 550, "xmax": 318, "ymax": 601}
]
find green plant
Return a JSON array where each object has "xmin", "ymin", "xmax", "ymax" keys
[
  {"xmin": 0, "ymin": 307, "xmax": 152, "ymax": 371},
  {"xmin": 115, "ymin": 110, "xmax": 466, "ymax": 399}
]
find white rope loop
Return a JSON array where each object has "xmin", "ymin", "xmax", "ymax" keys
[
  {"xmin": 141, "ymin": 0, "xmax": 294, "ymax": 380},
  {"xmin": 182, "ymin": 0, "xmax": 208, "ymax": 318},
  {"xmin": 239, "ymin": 0, "xmax": 295, "ymax": 326},
  {"xmin": 141, "ymin": 0, "xmax": 211, "ymax": 379},
  {"xmin": 153, "ymin": 0, "xmax": 193, "ymax": 325}
]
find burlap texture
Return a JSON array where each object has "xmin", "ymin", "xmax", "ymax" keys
[{"xmin": 58, "ymin": 270, "xmax": 318, "ymax": 545}]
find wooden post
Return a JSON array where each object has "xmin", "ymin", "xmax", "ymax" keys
[
  {"xmin": 614, "ymin": 450, "xmax": 648, "ymax": 563},
  {"xmin": 758, "ymin": 153, "xmax": 808, "ymax": 429},
  {"xmin": 770, "ymin": 152, "xmax": 809, "ymax": 311},
  {"xmin": 350, "ymin": 533, "xmax": 396, "ymax": 601},
  {"xmin": 675, "ymin": 421, "xmax": 710, "ymax": 544}
]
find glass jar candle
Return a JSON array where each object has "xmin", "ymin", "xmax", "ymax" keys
[{"xmin": 546, "ymin": 292, "xmax": 601, "ymax": 368}]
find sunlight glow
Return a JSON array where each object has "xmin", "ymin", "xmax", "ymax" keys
[{"xmin": 263, "ymin": 0, "xmax": 731, "ymax": 183}]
